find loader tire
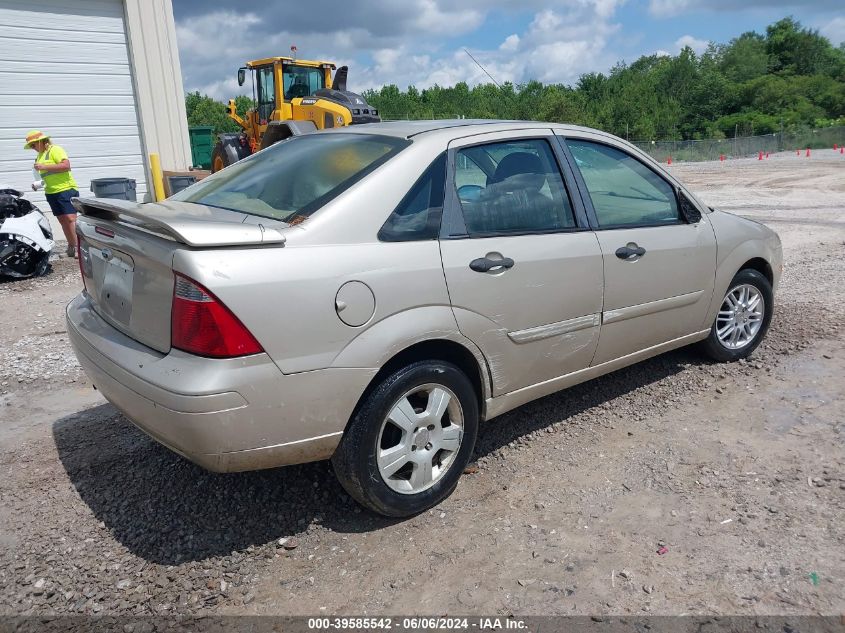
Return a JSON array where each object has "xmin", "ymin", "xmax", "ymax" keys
[
  {"xmin": 211, "ymin": 142, "xmax": 232, "ymax": 173},
  {"xmin": 211, "ymin": 136, "xmax": 250, "ymax": 173}
]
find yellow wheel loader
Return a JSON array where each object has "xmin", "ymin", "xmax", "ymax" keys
[{"xmin": 211, "ymin": 56, "xmax": 381, "ymax": 172}]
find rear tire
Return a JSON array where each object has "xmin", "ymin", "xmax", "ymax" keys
[
  {"xmin": 699, "ymin": 268, "xmax": 773, "ymax": 362},
  {"xmin": 332, "ymin": 361, "xmax": 479, "ymax": 518}
]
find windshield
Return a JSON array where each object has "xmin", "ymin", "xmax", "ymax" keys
[
  {"xmin": 283, "ymin": 64, "xmax": 325, "ymax": 100},
  {"xmin": 172, "ymin": 134, "xmax": 409, "ymax": 222}
]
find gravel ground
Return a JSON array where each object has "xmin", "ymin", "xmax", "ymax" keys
[{"xmin": 0, "ymin": 151, "xmax": 843, "ymax": 617}]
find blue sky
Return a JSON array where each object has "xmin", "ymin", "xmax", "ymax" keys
[{"xmin": 172, "ymin": 0, "xmax": 845, "ymax": 101}]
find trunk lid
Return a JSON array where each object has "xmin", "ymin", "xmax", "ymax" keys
[
  {"xmin": 74, "ymin": 198, "xmax": 287, "ymax": 247},
  {"xmin": 73, "ymin": 197, "xmax": 287, "ymax": 353}
]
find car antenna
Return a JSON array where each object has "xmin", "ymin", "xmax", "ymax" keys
[{"xmin": 463, "ymin": 48, "xmax": 501, "ymax": 88}]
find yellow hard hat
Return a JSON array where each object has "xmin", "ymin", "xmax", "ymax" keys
[{"xmin": 23, "ymin": 130, "xmax": 50, "ymax": 149}]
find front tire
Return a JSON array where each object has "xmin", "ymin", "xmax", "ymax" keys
[
  {"xmin": 34, "ymin": 252, "xmax": 50, "ymax": 277},
  {"xmin": 332, "ymin": 361, "xmax": 479, "ymax": 517},
  {"xmin": 211, "ymin": 137, "xmax": 250, "ymax": 173},
  {"xmin": 700, "ymin": 268, "xmax": 773, "ymax": 362},
  {"xmin": 211, "ymin": 142, "xmax": 231, "ymax": 173}
]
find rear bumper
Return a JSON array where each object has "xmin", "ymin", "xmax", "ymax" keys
[{"xmin": 66, "ymin": 294, "xmax": 377, "ymax": 472}]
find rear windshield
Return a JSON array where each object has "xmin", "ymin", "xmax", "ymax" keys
[{"xmin": 173, "ymin": 133, "xmax": 409, "ymax": 222}]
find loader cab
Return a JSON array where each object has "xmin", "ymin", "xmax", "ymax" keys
[{"xmin": 247, "ymin": 59, "xmax": 334, "ymax": 123}]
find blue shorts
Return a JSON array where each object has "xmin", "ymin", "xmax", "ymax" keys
[{"xmin": 45, "ymin": 189, "xmax": 79, "ymax": 216}]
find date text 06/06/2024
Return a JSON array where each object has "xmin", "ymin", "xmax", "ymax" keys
[{"xmin": 306, "ymin": 617, "xmax": 530, "ymax": 631}]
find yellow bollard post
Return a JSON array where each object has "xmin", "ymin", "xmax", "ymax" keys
[{"xmin": 149, "ymin": 153, "xmax": 166, "ymax": 202}]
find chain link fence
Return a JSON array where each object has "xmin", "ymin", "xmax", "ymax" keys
[{"xmin": 632, "ymin": 126, "xmax": 845, "ymax": 162}]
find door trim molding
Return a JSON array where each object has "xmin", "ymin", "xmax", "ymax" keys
[
  {"xmin": 484, "ymin": 328, "xmax": 710, "ymax": 421},
  {"xmin": 603, "ymin": 290, "xmax": 704, "ymax": 325},
  {"xmin": 508, "ymin": 313, "xmax": 600, "ymax": 344}
]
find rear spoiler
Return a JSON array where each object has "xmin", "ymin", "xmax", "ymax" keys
[{"xmin": 72, "ymin": 197, "xmax": 286, "ymax": 247}]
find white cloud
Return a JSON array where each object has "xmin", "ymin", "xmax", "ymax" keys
[
  {"xmin": 648, "ymin": 0, "xmax": 691, "ymax": 17},
  {"xmin": 650, "ymin": 0, "xmax": 842, "ymax": 18},
  {"xmin": 819, "ymin": 16, "xmax": 845, "ymax": 45},
  {"xmin": 175, "ymin": 11, "xmax": 261, "ymax": 63},
  {"xmin": 413, "ymin": 0, "xmax": 483, "ymax": 33},
  {"xmin": 529, "ymin": 9, "xmax": 565, "ymax": 34},
  {"xmin": 675, "ymin": 34, "xmax": 709, "ymax": 54},
  {"xmin": 499, "ymin": 34, "xmax": 520, "ymax": 52},
  {"xmin": 593, "ymin": 0, "xmax": 626, "ymax": 18},
  {"xmin": 176, "ymin": 0, "xmax": 625, "ymax": 100}
]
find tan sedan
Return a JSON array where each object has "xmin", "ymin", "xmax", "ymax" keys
[{"xmin": 67, "ymin": 120, "xmax": 781, "ymax": 516}]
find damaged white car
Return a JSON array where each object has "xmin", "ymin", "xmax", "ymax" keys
[{"xmin": 0, "ymin": 187, "xmax": 53, "ymax": 279}]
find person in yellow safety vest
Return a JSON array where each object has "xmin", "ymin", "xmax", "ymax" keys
[{"xmin": 24, "ymin": 130, "xmax": 79, "ymax": 258}]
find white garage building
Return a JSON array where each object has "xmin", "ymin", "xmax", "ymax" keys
[{"xmin": 0, "ymin": 0, "xmax": 190, "ymax": 209}]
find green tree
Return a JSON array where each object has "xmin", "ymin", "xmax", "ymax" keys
[
  {"xmin": 185, "ymin": 91, "xmax": 241, "ymax": 135},
  {"xmin": 233, "ymin": 95, "xmax": 256, "ymax": 119},
  {"xmin": 766, "ymin": 17, "xmax": 845, "ymax": 77},
  {"xmin": 719, "ymin": 32, "xmax": 769, "ymax": 82}
]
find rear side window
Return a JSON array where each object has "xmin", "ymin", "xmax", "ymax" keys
[
  {"xmin": 172, "ymin": 134, "xmax": 408, "ymax": 222},
  {"xmin": 454, "ymin": 139, "xmax": 576, "ymax": 236},
  {"xmin": 379, "ymin": 153, "xmax": 446, "ymax": 242},
  {"xmin": 566, "ymin": 140, "xmax": 680, "ymax": 228}
]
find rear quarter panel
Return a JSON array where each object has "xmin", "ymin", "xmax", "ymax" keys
[{"xmin": 172, "ymin": 240, "xmax": 460, "ymax": 376}]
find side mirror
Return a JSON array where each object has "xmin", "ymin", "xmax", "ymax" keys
[
  {"xmin": 237, "ymin": 68, "xmax": 246, "ymax": 86},
  {"xmin": 678, "ymin": 190, "xmax": 702, "ymax": 224}
]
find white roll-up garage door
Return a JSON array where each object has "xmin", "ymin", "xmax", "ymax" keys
[{"xmin": 0, "ymin": 0, "xmax": 148, "ymax": 211}]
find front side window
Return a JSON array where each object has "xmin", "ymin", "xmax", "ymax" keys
[
  {"xmin": 283, "ymin": 65, "xmax": 325, "ymax": 100},
  {"xmin": 379, "ymin": 153, "xmax": 446, "ymax": 242},
  {"xmin": 566, "ymin": 140, "xmax": 680, "ymax": 228},
  {"xmin": 172, "ymin": 134, "xmax": 409, "ymax": 222},
  {"xmin": 256, "ymin": 66, "xmax": 275, "ymax": 122},
  {"xmin": 454, "ymin": 139, "xmax": 576, "ymax": 236}
]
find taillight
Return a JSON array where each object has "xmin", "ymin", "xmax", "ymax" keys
[{"xmin": 171, "ymin": 274, "xmax": 263, "ymax": 358}]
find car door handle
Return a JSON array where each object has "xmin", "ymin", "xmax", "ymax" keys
[
  {"xmin": 615, "ymin": 244, "xmax": 646, "ymax": 260},
  {"xmin": 470, "ymin": 256, "xmax": 515, "ymax": 273}
]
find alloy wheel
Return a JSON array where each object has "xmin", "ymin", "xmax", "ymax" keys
[
  {"xmin": 716, "ymin": 283, "xmax": 765, "ymax": 349},
  {"xmin": 376, "ymin": 383, "xmax": 464, "ymax": 494}
]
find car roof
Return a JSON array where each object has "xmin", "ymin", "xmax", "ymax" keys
[{"xmin": 327, "ymin": 119, "xmax": 606, "ymax": 141}]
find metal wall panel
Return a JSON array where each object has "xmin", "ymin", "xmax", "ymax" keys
[
  {"xmin": 124, "ymin": 0, "xmax": 192, "ymax": 177},
  {"xmin": 0, "ymin": 0, "xmax": 149, "ymax": 207}
]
